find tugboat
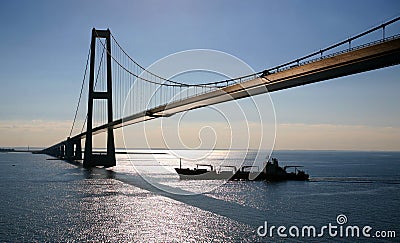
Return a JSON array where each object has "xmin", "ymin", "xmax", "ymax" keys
[
  {"xmin": 229, "ymin": 158, "xmax": 309, "ymax": 181},
  {"xmin": 261, "ymin": 158, "xmax": 309, "ymax": 181}
]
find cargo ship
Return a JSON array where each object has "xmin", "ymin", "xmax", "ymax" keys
[
  {"xmin": 174, "ymin": 162, "xmax": 236, "ymax": 180},
  {"xmin": 174, "ymin": 158, "xmax": 309, "ymax": 181}
]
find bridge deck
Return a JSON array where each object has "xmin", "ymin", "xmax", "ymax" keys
[{"xmin": 69, "ymin": 36, "xmax": 400, "ymax": 141}]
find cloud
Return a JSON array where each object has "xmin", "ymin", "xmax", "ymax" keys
[
  {"xmin": 0, "ymin": 120, "xmax": 71, "ymax": 147},
  {"xmin": 122, "ymin": 120, "xmax": 275, "ymax": 150},
  {"xmin": 1, "ymin": 119, "xmax": 399, "ymax": 151},
  {"xmin": 275, "ymin": 123, "xmax": 400, "ymax": 151}
]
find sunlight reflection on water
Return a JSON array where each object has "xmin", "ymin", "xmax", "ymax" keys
[{"xmin": 1, "ymin": 151, "xmax": 399, "ymax": 242}]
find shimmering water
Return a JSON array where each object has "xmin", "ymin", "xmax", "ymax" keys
[{"xmin": 0, "ymin": 150, "xmax": 399, "ymax": 242}]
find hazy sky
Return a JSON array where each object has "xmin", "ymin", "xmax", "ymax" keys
[{"xmin": 0, "ymin": 0, "xmax": 399, "ymax": 150}]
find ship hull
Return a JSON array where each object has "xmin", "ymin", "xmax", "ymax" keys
[{"xmin": 175, "ymin": 168, "xmax": 234, "ymax": 180}]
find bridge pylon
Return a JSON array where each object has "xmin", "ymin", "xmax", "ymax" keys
[{"xmin": 83, "ymin": 28, "xmax": 116, "ymax": 168}]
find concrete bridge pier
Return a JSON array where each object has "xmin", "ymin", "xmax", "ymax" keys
[
  {"xmin": 65, "ymin": 137, "xmax": 82, "ymax": 161},
  {"xmin": 74, "ymin": 140, "xmax": 82, "ymax": 160},
  {"xmin": 59, "ymin": 144, "xmax": 65, "ymax": 159}
]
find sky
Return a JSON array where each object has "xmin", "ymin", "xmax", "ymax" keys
[{"xmin": 0, "ymin": 0, "xmax": 399, "ymax": 151}]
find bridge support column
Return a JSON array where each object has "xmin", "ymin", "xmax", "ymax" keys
[
  {"xmin": 83, "ymin": 28, "xmax": 116, "ymax": 168},
  {"xmin": 65, "ymin": 138, "xmax": 74, "ymax": 160},
  {"xmin": 60, "ymin": 144, "xmax": 65, "ymax": 159},
  {"xmin": 64, "ymin": 137, "xmax": 82, "ymax": 161},
  {"xmin": 74, "ymin": 140, "xmax": 82, "ymax": 160}
]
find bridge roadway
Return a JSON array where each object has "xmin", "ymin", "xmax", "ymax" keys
[{"xmin": 68, "ymin": 36, "xmax": 400, "ymax": 142}]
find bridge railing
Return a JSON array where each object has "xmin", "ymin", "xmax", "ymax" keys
[
  {"xmin": 137, "ymin": 29, "xmax": 400, "ymax": 112},
  {"xmin": 274, "ymin": 33, "xmax": 400, "ymax": 73},
  {"xmin": 262, "ymin": 16, "xmax": 400, "ymax": 75},
  {"xmin": 171, "ymin": 16, "xmax": 400, "ymax": 93}
]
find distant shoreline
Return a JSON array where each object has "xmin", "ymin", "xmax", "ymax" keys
[{"xmin": 1, "ymin": 147, "xmax": 399, "ymax": 153}]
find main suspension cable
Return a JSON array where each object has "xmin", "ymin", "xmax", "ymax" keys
[
  {"xmin": 69, "ymin": 47, "xmax": 90, "ymax": 137},
  {"xmin": 108, "ymin": 31, "xmax": 262, "ymax": 87}
]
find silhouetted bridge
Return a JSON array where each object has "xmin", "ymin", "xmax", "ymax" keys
[{"xmin": 41, "ymin": 17, "xmax": 400, "ymax": 167}]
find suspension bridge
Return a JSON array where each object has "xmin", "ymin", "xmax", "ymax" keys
[{"xmin": 40, "ymin": 17, "xmax": 400, "ymax": 168}]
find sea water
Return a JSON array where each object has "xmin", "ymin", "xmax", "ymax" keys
[{"xmin": 0, "ymin": 150, "xmax": 399, "ymax": 242}]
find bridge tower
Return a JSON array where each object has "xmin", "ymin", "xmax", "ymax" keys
[{"xmin": 83, "ymin": 28, "xmax": 116, "ymax": 168}]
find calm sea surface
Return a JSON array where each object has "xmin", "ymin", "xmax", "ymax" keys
[{"xmin": 0, "ymin": 150, "xmax": 399, "ymax": 242}]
